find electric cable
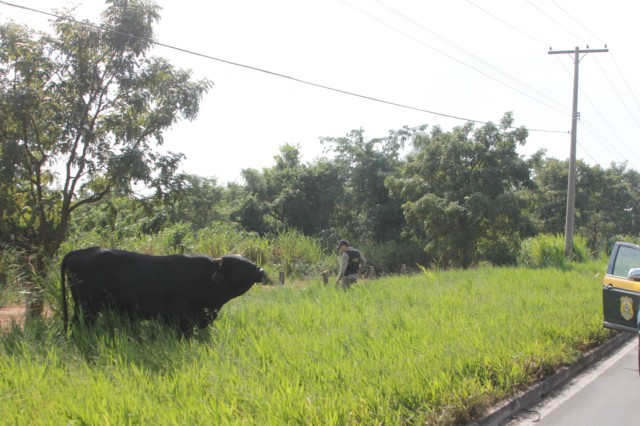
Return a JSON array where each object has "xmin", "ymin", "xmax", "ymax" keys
[
  {"xmin": 0, "ymin": 0, "xmax": 568, "ymax": 134},
  {"xmin": 549, "ymin": 0, "xmax": 606, "ymax": 46},
  {"xmin": 524, "ymin": 0, "xmax": 587, "ymax": 45},
  {"xmin": 610, "ymin": 55, "xmax": 640, "ymax": 113},
  {"xmin": 555, "ymin": 51, "xmax": 640, "ymax": 163},
  {"xmin": 368, "ymin": 0, "xmax": 567, "ymax": 111},
  {"xmin": 547, "ymin": 0, "xmax": 640, "ymax": 128},
  {"xmin": 593, "ymin": 56, "xmax": 640, "ymax": 130},
  {"xmin": 339, "ymin": 0, "xmax": 568, "ymax": 114},
  {"xmin": 465, "ymin": 0, "xmax": 550, "ymax": 48},
  {"xmin": 555, "ymin": 54, "xmax": 639, "ymax": 164}
]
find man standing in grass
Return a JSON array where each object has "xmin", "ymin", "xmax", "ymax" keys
[{"xmin": 336, "ymin": 240, "xmax": 366, "ymax": 289}]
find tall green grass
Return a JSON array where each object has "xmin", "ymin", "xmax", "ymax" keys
[
  {"xmin": 0, "ymin": 246, "xmax": 28, "ymax": 306},
  {"xmin": 519, "ymin": 234, "xmax": 590, "ymax": 267},
  {"xmin": 0, "ymin": 261, "xmax": 611, "ymax": 425}
]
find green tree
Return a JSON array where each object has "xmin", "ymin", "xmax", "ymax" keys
[
  {"xmin": 67, "ymin": 191, "xmax": 147, "ymax": 242},
  {"xmin": 239, "ymin": 144, "xmax": 344, "ymax": 236},
  {"xmin": 321, "ymin": 127, "xmax": 409, "ymax": 242},
  {"xmin": 527, "ymin": 158, "xmax": 639, "ymax": 255},
  {"xmin": 387, "ymin": 114, "xmax": 533, "ymax": 268},
  {"xmin": 573, "ymin": 162, "xmax": 612, "ymax": 253},
  {"xmin": 227, "ymin": 171, "xmax": 273, "ymax": 235},
  {"xmin": 527, "ymin": 157, "xmax": 568, "ymax": 235},
  {"xmin": 165, "ymin": 174, "xmax": 226, "ymax": 230},
  {"xmin": 291, "ymin": 158, "xmax": 344, "ymax": 236},
  {"xmin": 618, "ymin": 166, "xmax": 640, "ymax": 238},
  {"xmin": 0, "ymin": 1, "xmax": 212, "ymax": 316}
]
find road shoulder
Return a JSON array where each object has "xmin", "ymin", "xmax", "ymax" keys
[{"xmin": 472, "ymin": 332, "xmax": 635, "ymax": 426}]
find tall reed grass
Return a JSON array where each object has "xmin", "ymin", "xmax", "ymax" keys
[{"xmin": 519, "ymin": 234, "xmax": 590, "ymax": 267}]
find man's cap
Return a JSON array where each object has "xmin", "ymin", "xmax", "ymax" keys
[{"xmin": 336, "ymin": 239, "xmax": 349, "ymax": 249}]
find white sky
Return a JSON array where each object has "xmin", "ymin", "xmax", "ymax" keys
[{"xmin": 1, "ymin": 0, "xmax": 639, "ymax": 184}]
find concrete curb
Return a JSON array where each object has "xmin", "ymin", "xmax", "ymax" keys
[{"xmin": 471, "ymin": 332, "xmax": 635, "ymax": 426}]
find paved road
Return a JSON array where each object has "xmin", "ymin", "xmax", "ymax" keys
[{"xmin": 507, "ymin": 337, "xmax": 639, "ymax": 425}]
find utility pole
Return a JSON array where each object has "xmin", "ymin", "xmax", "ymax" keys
[{"xmin": 548, "ymin": 46, "xmax": 607, "ymax": 257}]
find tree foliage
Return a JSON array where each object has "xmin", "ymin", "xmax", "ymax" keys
[
  {"xmin": 320, "ymin": 127, "xmax": 409, "ymax": 242},
  {"xmin": 387, "ymin": 114, "xmax": 534, "ymax": 267},
  {"xmin": 0, "ymin": 1, "xmax": 211, "ymax": 314},
  {"xmin": 527, "ymin": 158, "xmax": 640, "ymax": 253},
  {"xmin": 239, "ymin": 144, "xmax": 344, "ymax": 236}
]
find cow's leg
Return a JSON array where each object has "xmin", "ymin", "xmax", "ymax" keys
[
  {"xmin": 157, "ymin": 315, "xmax": 191, "ymax": 337},
  {"xmin": 73, "ymin": 302, "xmax": 98, "ymax": 327},
  {"xmin": 69, "ymin": 281, "xmax": 100, "ymax": 328},
  {"xmin": 196, "ymin": 316, "xmax": 209, "ymax": 329},
  {"xmin": 196, "ymin": 309, "xmax": 218, "ymax": 329},
  {"xmin": 176, "ymin": 316, "xmax": 196, "ymax": 337}
]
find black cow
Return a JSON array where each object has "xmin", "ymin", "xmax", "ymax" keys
[{"xmin": 60, "ymin": 247, "xmax": 267, "ymax": 333}]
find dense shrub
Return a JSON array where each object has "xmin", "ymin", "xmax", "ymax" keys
[{"xmin": 518, "ymin": 234, "xmax": 589, "ymax": 267}]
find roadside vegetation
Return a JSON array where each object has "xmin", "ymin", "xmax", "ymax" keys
[{"xmin": 0, "ymin": 233, "xmax": 613, "ymax": 425}]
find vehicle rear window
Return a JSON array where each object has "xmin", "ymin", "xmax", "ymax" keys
[{"xmin": 612, "ymin": 245, "xmax": 640, "ymax": 277}]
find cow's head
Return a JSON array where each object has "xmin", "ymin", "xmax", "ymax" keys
[{"xmin": 211, "ymin": 254, "xmax": 267, "ymax": 295}]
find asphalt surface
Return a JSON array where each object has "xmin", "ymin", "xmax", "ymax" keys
[
  {"xmin": 505, "ymin": 336, "xmax": 639, "ymax": 425},
  {"xmin": 473, "ymin": 333, "xmax": 640, "ymax": 426}
]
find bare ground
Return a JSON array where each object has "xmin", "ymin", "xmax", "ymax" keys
[{"xmin": 0, "ymin": 304, "xmax": 52, "ymax": 332}]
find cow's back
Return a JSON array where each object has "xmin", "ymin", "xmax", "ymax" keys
[
  {"xmin": 64, "ymin": 248, "xmax": 220, "ymax": 318},
  {"xmin": 61, "ymin": 247, "xmax": 264, "ymax": 333}
]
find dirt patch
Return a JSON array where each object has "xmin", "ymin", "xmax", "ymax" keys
[
  {"xmin": 0, "ymin": 305, "xmax": 27, "ymax": 331},
  {"xmin": 0, "ymin": 305, "xmax": 52, "ymax": 332}
]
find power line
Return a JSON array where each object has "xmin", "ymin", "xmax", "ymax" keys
[
  {"xmin": 576, "ymin": 140, "xmax": 600, "ymax": 165},
  {"xmin": 371, "ymin": 0, "xmax": 566, "ymax": 110},
  {"xmin": 549, "ymin": 0, "xmax": 605, "ymax": 45},
  {"xmin": 555, "ymin": 49, "xmax": 640, "ymax": 163},
  {"xmin": 609, "ymin": 55, "xmax": 640, "ymax": 114},
  {"xmin": 593, "ymin": 56, "xmax": 640, "ymax": 131},
  {"xmin": 340, "ymin": 0, "xmax": 568, "ymax": 114},
  {"xmin": 525, "ymin": 0, "xmax": 587, "ymax": 45},
  {"xmin": 0, "ymin": 0, "xmax": 567, "ymax": 134},
  {"xmin": 463, "ymin": 0, "xmax": 640, "ymax": 154},
  {"xmin": 465, "ymin": 0, "xmax": 550, "ymax": 48},
  {"xmin": 580, "ymin": 120, "xmax": 628, "ymax": 163},
  {"xmin": 546, "ymin": 0, "xmax": 640, "ymax": 127}
]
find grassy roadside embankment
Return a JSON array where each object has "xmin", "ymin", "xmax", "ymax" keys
[{"xmin": 0, "ymin": 260, "xmax": 611, "ymax": 425}]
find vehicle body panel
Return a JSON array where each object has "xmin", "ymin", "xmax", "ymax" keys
[{"xmin": 602, "ymin": 242, "xmax": 640, "ymax": 333}]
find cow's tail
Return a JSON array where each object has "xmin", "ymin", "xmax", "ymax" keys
[{"xmin": 60, "ymin": 251, "xmax": 73, "ymax": 333}]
